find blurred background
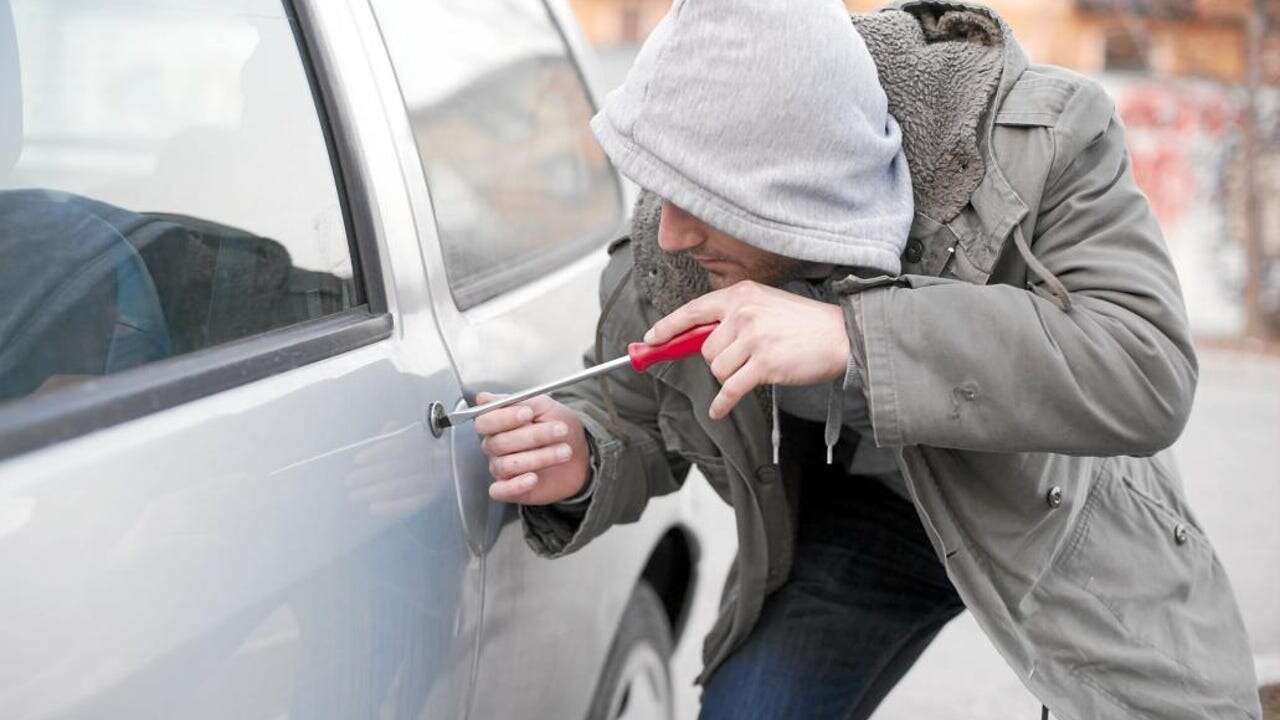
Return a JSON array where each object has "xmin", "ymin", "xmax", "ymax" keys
[{"xmin": 565, "ymin": 1, "xmax": 1280, "ymax": 717}]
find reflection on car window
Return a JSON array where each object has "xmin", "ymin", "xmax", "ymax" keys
[
  {"xmin": 0, "ymin": 0, "xmax": 356, "ymax": 404},
  {"xmin": 370, "ymin": 0, "xmax": 623, "ymax": 310}
]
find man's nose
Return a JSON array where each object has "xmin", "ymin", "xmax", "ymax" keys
[{"xmin": 657, "ymin": 201, "xmax": 706, "ymax": 253}]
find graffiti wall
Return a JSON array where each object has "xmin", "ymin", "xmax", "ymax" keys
[{"xmin": 1100, "ymin": 75, "xmax": 1280, "ymax": 336}]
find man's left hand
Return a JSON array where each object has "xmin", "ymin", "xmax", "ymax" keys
[{"xmin": 644, "ymin": 281, "xmax": 850, "ymax": 419}]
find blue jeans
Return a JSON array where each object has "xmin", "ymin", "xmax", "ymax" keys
[{"xmin": 700, "ymin": 439, "xmax": 965, "ymax": 719}]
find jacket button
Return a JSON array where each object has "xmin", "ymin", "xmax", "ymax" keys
[
  {"xmin": 904, "ymin": 239, "xmax": 924, "ymax": 264},
  {"xmin": 1173, "ymin": 524, "xmax": 1188, "ymax": 545},
  {"xmin": 1046, "ymin": 486, "xmax": 1063, "ymax": 509},
  {"xmin": 756, "ymin": 466, "xmax": 779, "ymax": 485}
]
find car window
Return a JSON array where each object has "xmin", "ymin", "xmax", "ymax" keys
[
  {"xmin": 369, "ymin": 0, "xmax": 623, "ymax": 310},
  {"xmin": 0, "ymin": 0, "xmax": 357, "ymax": 405}
]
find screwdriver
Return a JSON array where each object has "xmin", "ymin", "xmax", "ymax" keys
[{"xmin": 436, "ymin": 323, "xmax": 718, "ymax": 429}]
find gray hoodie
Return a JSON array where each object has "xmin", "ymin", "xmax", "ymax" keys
[{"xmin": 590, "ymin": 0, "xmax": 913, "ymax": 274}]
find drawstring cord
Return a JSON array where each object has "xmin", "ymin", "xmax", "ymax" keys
[
  {"xmin": 769, "ymin": 278, "xmax": 846, "ymax": 467},
  {"xmin": 823, "ymin": 377, "xmax": 843, "ymax": 464},
  {"xmin": 770, "ymin": 385, "xmax": 781, "ymax": 464},
  {"xmin": 1012, "ymin": 225, "xmax": 1072, "ymax": 312},
  {"xmin": 821, "ymin": 277, "xmax": 845, "ymax": 465},
  {"xmin": 769, "ymin": 380, "xmax": 843, "ymax": 466}
]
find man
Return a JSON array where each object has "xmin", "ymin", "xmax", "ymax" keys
[{"xmin": 476, "ymin": 1, "xmax": 1262, "ymax": 718}]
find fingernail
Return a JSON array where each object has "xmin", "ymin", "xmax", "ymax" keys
[
  {"xmin": 556, "ymin": 444, "xmax": 571, "ymax": 460},
  {"xmin": 518, "ymin": 407, "xmax": 533, "ymax": 422},
  {"xmin": 643, "ymin": 328, "xmax": 656, "ymax": 343},
  {"xmin": 552, "ymin": 423, "xmax": 568, "ymax": 437}
]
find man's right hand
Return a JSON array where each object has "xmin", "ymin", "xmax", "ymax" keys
[{"xmin": 475, "ymin": 392, "xmax": 591, "ymax": 505}]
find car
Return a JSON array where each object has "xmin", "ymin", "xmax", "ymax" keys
[{"xmin": 0, "ymin": 1, "xmax": 719, "ymax": 717}]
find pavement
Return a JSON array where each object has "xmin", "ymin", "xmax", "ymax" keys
[{"xmin": 667, "ymin": 346, "xmax": 1280, "ymax": 718}]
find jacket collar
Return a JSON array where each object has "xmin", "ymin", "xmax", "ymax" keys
[{"xmin": 889, "ymin": 1, "xmax": 1031, "ymax": 250}]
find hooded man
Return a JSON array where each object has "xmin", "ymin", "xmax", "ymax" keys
[{"xmin": 475, "ymin": 1, "xmax": 1262, "ymax": 718}]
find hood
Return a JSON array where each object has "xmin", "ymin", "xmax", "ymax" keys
[
  {"xmin": 592, "ymin": 0, "xmax": 914, "ymax": 275},
  {"xmin": 625, "ymin": 0, "xmax": 1026, "ymax": 317}
]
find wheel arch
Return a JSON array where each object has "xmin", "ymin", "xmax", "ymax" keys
[{"xmin": 638, "ymin": 523, "xmax": 700, "ymax": 644}]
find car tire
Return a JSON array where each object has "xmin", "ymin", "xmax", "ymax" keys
[{"xmin": 586, "ymin": 581, "xmax": 675, "ymax": 720}]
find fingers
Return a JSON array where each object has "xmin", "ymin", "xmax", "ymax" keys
[
  {"xmin": 488, "ymin": 472, "xmax": 540, "ymax": 503},
  {"xmin": 473, "ymin": 392, "xmax": 560, "ymax": 435},
  {"xmin": 474, "ymin": 399, "xmax": 534, "ymax": 436},
  {"xmin": 471, "ymin": 391, "xmax": 584, "ymax": 505},
  {"xmin": 709, "ymin": 359, "xmax": 762, "ymax": 419},
  {"xmin": 482, "ymin": 419, "xmax": 570, "ymax": 455},
  {"xmin": 643, "ymin": 286, "xmax": 737, "ymax": 344},
  {"xmin": 699, "ymin": 320, "xmax": 736, "ymax": 363},
  {"xmin": 707, "ymin": 338, "xmax": 751, "ymax": 384},
  {"xmin": 488, "ymin": 442, "xmax": 574, "ymax": 480}
]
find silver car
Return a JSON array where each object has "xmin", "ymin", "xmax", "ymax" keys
[{"xmin": 0, "ymin": 1, "xmax": 713, "ymax": 717}]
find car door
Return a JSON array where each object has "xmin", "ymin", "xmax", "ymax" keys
[
  {"xmin": 0, "ymin": 1, "xmax": 480, "ymax": 717},
  {"xmin": 359, "ymin": 1, "xmax": 693, "ymax": 717},
  {"xmin": 364, "ymin": 0, "xmax": 625, "ymax": 554}
]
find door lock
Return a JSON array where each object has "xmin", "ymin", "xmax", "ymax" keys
[{"xmin": 427, "ymin": 401, "xmax": 448, "ymax": 438}]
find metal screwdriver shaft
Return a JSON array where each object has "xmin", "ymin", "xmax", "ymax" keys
[
  {"xmin": 438, "ymin": 322, "xmax": 718, "ymax": 429},
  {"xmin": 441, "ymin": 355, "xmax": 633, "ymax": 428}
]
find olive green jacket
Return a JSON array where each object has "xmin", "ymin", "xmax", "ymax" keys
[{"xmin": 522, "ymin": 2, "xmax": 1261, "ymax": 718}]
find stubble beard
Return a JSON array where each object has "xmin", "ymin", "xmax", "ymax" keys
[{"xmin": 705, "ymin": 255, "xmax": 804, "ymax": 290}]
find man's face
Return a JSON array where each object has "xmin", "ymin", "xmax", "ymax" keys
[{"xmin": 657, "ymin": 201, "xmax": 801, "ymax": 289}]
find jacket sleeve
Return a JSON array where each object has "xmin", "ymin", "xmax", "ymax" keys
[
  {"xmin": 842, "ymin": 83, "xmax": 1198, "ymax": 456},
  {"xmin": 521, "ymin": 246, "xmax": 690, "ymax": 558}
]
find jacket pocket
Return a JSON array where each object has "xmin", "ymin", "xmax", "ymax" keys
[
  {"xmin": 1058, "ymin": 470, "xmax": 1213, "ymax": 633},
  {"xmin": 1047, "ymin": 464, "xmax": 1257, "ymax": 717}
]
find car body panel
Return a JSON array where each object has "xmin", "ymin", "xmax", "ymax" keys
[
  {"xmin": 0, "ymin": 1, "xmax": 480, "ymax": 715},
  {"xmin": 0, "ymin": 1, "xmax": 713, "ymax": 717},
  {"xmin": 0, "ymin": 344, "xmax": 476, "ymax": 719}
]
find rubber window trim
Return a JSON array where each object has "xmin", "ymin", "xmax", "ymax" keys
[
  {"xmin": 288, "ymin": 0, "xmax": 388, "ymax": 314},
  {"xmin": 0, "ymin": 308, "xmax": 392, "ymax": 460}
]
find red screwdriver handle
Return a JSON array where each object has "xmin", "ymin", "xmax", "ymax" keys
[{"xmin": 627, "ymin": 323, "xmax": 719, "ymax": 373}]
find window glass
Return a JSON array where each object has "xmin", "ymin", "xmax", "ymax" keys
[
  {"xmin": 0, "ymin": 0, "xmax": 356, "ymax": 405},
  {"xmin": 370, "ymin": 0, "xmax": 623, "ymax": 310}
]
